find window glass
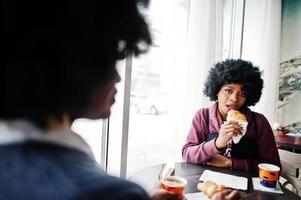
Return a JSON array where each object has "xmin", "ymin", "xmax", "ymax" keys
[
  {"xmin": 71, "ymin": 119, "xmax": 103, "ymax": 163},
  {"xmin": 127, "ymin": 0, "xmax": 190, "ymax": 177}
]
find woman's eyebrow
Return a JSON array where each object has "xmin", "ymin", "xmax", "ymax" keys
[
  {"xmin": 223, "ymin": 86, "xmax": 244, "ymax": 91},
  {"xmin": 223, "ymin": 86, "xmax": 234, "ymax": 89}
]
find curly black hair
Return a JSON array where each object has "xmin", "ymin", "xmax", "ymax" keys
[
  {"xmin": 0, "ymin": 0, "xmax": 152, "ymax": 128},
  {"xmin": 203, "ymin": 59, "xmax": 263, "ymax": 106}
]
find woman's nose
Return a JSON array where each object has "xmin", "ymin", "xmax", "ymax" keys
[{"xmin": 230, "ymin": 93, "xmax": 238, "ymax": 102}]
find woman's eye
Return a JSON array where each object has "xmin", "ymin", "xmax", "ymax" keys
[
  {"xmin": 225, "ymin": 89, "xmax": 232, "ymax": 94},
  {"xmin": 240, "ymin": 92, "xmax": 246, "ymax": 97}
]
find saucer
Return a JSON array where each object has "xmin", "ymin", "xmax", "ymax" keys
[{"xmin": 252, "ymin": 178, "xmax": 283, "ymax": 194}]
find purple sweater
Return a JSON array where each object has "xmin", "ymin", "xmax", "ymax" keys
[{"xmin": 182, "ymin": 103, "xmax": 281, "ymax": 173}]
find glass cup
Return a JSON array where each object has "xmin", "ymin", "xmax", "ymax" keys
[
  {"xmin": 258, "ymin": 163, "xmax": 280, "ymax": 188},
  {"xmin": 161, "ymin": 176, "xmax": 187, "ymax": 198}
]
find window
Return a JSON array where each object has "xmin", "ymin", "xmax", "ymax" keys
[
  {"xmin": 126, "ymin": 0, "xmax": 190, "ymax": 177},
  {"xmin": 71, "ymin": 119, "xmax": 104, "ymax": 164},
  {"xmin": 107, "ymin": 0, "xmax": 237, "ymax": 178}
]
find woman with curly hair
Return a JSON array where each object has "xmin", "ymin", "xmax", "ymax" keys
[{"xmin": 182, "ymin": 59, "xmax": 281, "ymax": 173}]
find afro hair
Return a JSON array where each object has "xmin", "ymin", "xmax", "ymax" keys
[{"xmin": 203, "ymin": 59, "xmax": 263, "ymax": 106}]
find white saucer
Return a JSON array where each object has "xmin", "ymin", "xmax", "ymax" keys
[{"xmin": 252, "ymin": 178, "xmax": 283, "ymax": 194}]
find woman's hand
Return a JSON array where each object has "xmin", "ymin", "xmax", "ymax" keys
[
  {"xmin": 207, "ymin": 154, "xmax": 232, "ymax": 168},
  {"xmin": 215, "ymin": 122, "xmax": 241, "ymax": 149}
]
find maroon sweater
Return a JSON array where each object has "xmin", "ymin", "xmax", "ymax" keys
[{"xmin": 182, "ymin": 103, "xmax": 281, "ymax": 173}]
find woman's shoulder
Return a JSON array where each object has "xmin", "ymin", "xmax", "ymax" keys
[
  {"xmin": 247, "ymin": 110, "xmax": 272, "ymax": 129},
  {"xmin": 195, "ymin": 104, "xmax": 216, "ymax": 115},
  {"xmin": 195, "ymin": 107, "xmax": 209, "ymax": 114},
  {"xmin": 249, "ymin": 111, "xmax": 268, "ymax": 121},
  {"xmin": 194, "ymin": 107, "xmax": 210, "ymax": 119},
  {"xmin": 190, "ymin": 108, "xmax": 209, "ymax": 127}
]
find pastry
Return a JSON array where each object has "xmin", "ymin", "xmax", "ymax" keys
[
  {"xmin": 226, "ymin": 110, "xmax": 247, "ymax": 122},
  {"xmin": 197, "ymin": 180, "xmax": 226, "ymax": 198}
]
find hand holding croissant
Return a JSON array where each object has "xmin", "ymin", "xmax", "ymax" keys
[{"xmin": 216, "ymin": 110, "xmax": 247, "ymax": 148}]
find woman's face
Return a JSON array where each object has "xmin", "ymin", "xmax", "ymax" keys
[
  {"xmin": 217, "ymin": 83, "xmax": 247, "ymax": 120},
  {"xmin": 84, "ymin": 68, "xmax": 121, "ymax": 119}
]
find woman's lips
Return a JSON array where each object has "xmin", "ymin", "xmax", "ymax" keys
[{"xmin": 227, "ymin": 105, "xmax": 237, "ymax": 110}]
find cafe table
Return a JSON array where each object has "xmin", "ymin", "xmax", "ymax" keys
[
  {"xmin": 129, "ymin": 162, "xmax": 300, "ymax": 200},
  {"xmin": 275, "ymin": 133, "xmax": 301, "ymax": 153}
]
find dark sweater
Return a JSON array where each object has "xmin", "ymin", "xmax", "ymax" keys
[{"xmin": 0, "ymin": 141, "xmax": 151, "ymax": 200}]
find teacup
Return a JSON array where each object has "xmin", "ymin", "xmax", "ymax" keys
[
  {"xmin": 161, "ymin": 176, "xmax": 187, "ymax": 197},
  {"xmin": 258, "ymin": 163, "xmax": 280, "ymax": 188}
]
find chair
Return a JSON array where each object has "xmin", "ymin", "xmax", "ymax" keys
[{"xmin": 278, "ymin": 149, "xmax": 301, "ymax": 196}]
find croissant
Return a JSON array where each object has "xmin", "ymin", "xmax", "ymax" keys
[
  {"xmin": 226, "ymin": 110, "xmax": 247, "ymax": 122},
  {"xmin": 197, "ymin": 180, "xmax": 226, "ymax": 198}
]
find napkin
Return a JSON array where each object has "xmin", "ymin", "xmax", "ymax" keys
[
  {"xmin": 184, "ymin": 192, "xmax": 210, "ymax": 200},
  {"xmin": 199, "ymin": 170, "xmax": 248, "ymax": 190},
  {"xmin": 252, "ymin": 178, "xmax": 283, "ymax": 194},
  {"xmin": 224, "ymin": 121, "xmax": 248, "ymax": 143}
]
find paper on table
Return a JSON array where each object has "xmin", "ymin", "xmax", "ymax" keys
[
  {"xmin": 184, "ymin": 192, "xmax": 210, "ymax": 200},
  {"xmin": 199, "ymin": 170, "xmax": 248, "ymax": 190}
]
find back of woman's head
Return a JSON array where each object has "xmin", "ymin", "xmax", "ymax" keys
[
  {"xmin": 0, "ymin": 0, "xmax": 152, "ymax": 128},
  {"xmin": 203, "ymin": 59, "xmax": 263, "ymax": 106}
]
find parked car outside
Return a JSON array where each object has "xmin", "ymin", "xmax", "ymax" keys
[{"xmin": 130, "ymin": 93, "xmax": 169, "ymax": 115}]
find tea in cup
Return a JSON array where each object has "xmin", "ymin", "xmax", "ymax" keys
[
  {"xmin": 161, "ymin": 176, "xmax": 187, "ymax": 197},
  {"xmin": 258, "ymin": 163, "xmax": 280, "ymax": 188}
]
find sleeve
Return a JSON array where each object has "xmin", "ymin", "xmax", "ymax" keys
[
  {"xmin": 231, "ymin": 114, "xmax": 281, "ymax": 173},
  {"xmin": 182, "ymin": 109, "xmax": 219, "ymax": 164}
]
